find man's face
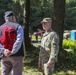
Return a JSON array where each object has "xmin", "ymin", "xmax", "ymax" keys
[
  {"xmin": 12, "ymin": 16, "xmax": 16, "ymax": 23},
  {"xmin": 9, "ymin": 16, "xmax": 16, "ymax": 23},
  {"xmin": 42, "ymin": 22, "xmax": 51, "ymax": 31}
]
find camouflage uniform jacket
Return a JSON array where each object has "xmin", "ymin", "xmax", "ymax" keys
[{"xmin": 39, "ymin": 29, "xmax": 59, "ymax": 64}]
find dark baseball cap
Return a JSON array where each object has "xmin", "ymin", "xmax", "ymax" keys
[{"xmin": 4, "ymin": 11, "xmax": 15, "ymax": 19}]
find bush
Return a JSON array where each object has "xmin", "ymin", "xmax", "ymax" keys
[{"xmin": 62, "ymin": 38, "xmax": 76, "ymax": 50}]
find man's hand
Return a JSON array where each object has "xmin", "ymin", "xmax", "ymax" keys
[
  {"xmin": 46, "ymin": 62, "xmax": 54, "ymax": 67},
  {"xmin": 4, "ymin": 49, "xmax": 11, "ymax": 56}
]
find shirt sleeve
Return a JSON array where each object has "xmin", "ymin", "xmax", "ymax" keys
[
  {"xmin": 48, "ymin": 33, "xmax": 59, "ymax": 63},
  {"xmin": 0, "ymin": 44, "xmax": 5, "ymax": 58},
  {"xmin": 11, "ymin": 25, "xmax": 24, "ymax": 54}
]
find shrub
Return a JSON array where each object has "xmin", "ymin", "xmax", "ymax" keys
[{"xmin": 62, "ymin": 38, "xmax": 76, "ymax": 50}]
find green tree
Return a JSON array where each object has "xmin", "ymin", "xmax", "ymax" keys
[
  {"xmin": 65, "ymin": 0, "xmax": 76, "ymax": 29},
  {"xmin": 11, "ymin": 0, "xmax": 24, "ymax": 24},
  {"xmin": 30, "ymin": 0, "xmax": 54, "ymax": 32},
  {"xmin": 0, "ymin": 0, "xmax": 13, "ymax": 25}
]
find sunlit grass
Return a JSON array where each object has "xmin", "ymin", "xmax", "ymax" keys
[
  {"xmin": 23, "ymin": 65, "xmax": 76, "ymax": 75},
  {"xmin": 53, "ymin": 70, "xmax": 76, "ymax": 75}
]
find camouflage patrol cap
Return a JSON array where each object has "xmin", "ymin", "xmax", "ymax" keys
[{"xmin": 41, "ymin": 18, "xmax": 52, "ymax": 23}]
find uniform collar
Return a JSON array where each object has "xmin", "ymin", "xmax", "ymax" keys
[{"xmin": 43, "ymin": 29, "xmax": 53, "ymax": 37}]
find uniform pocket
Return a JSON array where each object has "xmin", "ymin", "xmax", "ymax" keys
[{"xmin": 44, "ymin": 40, "xmax": 51, "ymax": 48}]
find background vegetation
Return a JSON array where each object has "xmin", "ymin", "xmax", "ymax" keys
[{"xmin": 0, "ymin": 0, "xmax": 76, "ymax": 31}]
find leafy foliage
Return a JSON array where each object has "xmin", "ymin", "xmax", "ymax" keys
[
  {"xmin": 65, "ymin": 0, "xmax": 76, "ymax": 29},
  {"xmin": 62, "ymin": 38, "xmax": 76, "ymax": 50},
  {"xmin": 0, "ymin": 0, "xmax": 13, "ymax": 25},
  {"xmin": 0, "ymin": 0, "xmax": 76, "ymax": 31},
  {"xmin": 0, "ymin": 0, "xmax": 25, "ymax": 25},
  {"xmin": 29, "ymin": 0, "xmax": 54, "ymax": 32}
]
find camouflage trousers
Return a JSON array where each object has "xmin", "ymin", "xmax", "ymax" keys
[{"xmin": 42, "ymin": 63, "xmax": 55, "ymax": 75}]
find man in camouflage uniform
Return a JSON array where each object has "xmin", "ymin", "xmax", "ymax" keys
[{"xmin": 38, "ymin": 18, "xmax": 59, "ymax": 75}]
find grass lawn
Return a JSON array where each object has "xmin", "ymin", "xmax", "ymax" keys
[{"xmin": 0, "ymin": 65, "xmax": 76, "ymax": 75}]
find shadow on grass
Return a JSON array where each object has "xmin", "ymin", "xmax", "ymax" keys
[
  {"xmin": 23, "ymin": 44, "xmax": 40, "ymax": 70},
  {"xmin": 54, "ymin": 49, "xmax": 76, "ymax": 74}
]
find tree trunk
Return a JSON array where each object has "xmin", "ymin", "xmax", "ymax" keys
[
  {"xmin": 24, "ymin": 0, "xmax": 30, "ymax": 50},
  {"xmin": 52, "ymin": 0, "xmax": 65, "ymax": 51}
]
